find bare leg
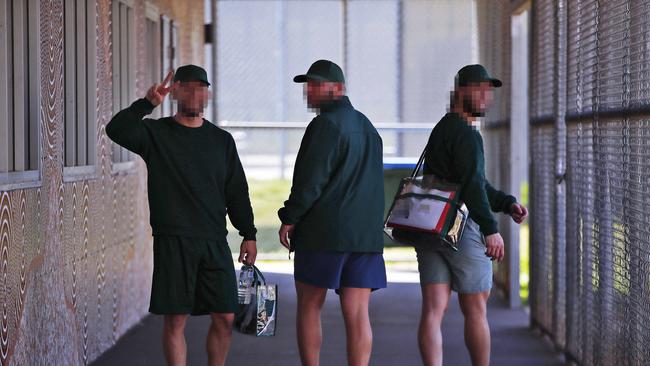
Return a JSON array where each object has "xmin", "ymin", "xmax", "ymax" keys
[
  {"xmin": 295, "ymin": 280, "xmax": 328, "ymax": 366},
  {"xmin": 163, "ymin": 314, "xmax": 189, "ymax": 366},
  {"xmin": 206, "ymin": 312, "xmax": 234, "ymax": 366},
  {"xmin": 339, "ymin": 287, "xmax": 373, "ymax": 366},
  {"xmin": 458, "ymin": 291, "xmax": 491, "ymax": 366},
  {"xmin": 418, "ymin": 284, "xmax": 452, "ymax": 366}
]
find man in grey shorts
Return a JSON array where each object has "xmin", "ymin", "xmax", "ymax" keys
[{"xmin": 417, "ymin": 65, "xmax": 528, "ymax": 366}]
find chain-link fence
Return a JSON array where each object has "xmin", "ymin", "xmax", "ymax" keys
[
  {"xmin": 490, "ymin": 0, "xmax": 650, "ymax": 364},
  {"xmin": 212, "ymin": 0, "xmax": 534, "ymax": 303},
  {"xmin": 478, "ymin": 0, "xmax": 650, "ymax": 364},
  {"xmin": 476, "ymin": 0, "xmax": 523, "ymax": 306},
  {"xmin": 210, "ymin": 0, "xmax": 477, "ymax": 178},
  {"xmin": 212, "ymin": 0, "xmax": 650, "ymax": 362}
]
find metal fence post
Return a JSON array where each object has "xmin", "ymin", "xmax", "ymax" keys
[
  {"xmin": 553, "ymin": 0, "xmax": 568, "ymax": 350},
  {"xmin": 276, "ymin": 0, "xmax": 287, "ymax": 179},
  {"xmin": 342, "ymin": 0, "xmax": 348, "ymax": 77},
  {"xmin": 591, "ymin": 2, "xmax": 615, "ymax": 364},
  {"xmin": 211, "ymin": 0, "xmax": 218, "ymax": 125},
  {"xmin": 564, "ymin": 2, "xmax": 580, "ymax": 360},
  {"xmin": 620, "ymin": 3, "xmax": 642, "ymax": 363},
  {"xmin": 508, "ymin": 2, "xmax": 532, "ymax": 310},
  {"xmin": 527, "ymin": 0, "xmax": 538, "ymax": 329},
  {"xmin": 396, "ymin": 0, "xmax": 404, "ymax": 157}
]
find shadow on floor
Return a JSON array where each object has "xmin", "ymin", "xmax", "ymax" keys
[{"xmin": 91, "ymin": 271, "xmax": 563, "ymax": 366}]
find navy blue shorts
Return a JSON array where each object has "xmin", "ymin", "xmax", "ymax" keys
[{"xmin": 294, "ymin": 251, "xmax": 387, "ymax": 291}]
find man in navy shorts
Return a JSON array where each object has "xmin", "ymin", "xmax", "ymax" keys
[{"xmin": 278, "ymin": 60, "xmax": 386, "ymax": 366}]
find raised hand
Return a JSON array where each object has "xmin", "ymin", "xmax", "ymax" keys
[{"xmin": 145, "ymin": 70, "xmax": 179, "ymax": 107}]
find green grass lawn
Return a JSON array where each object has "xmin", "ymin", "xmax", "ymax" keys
[
  {"xmin": 227, "ymin": 179, "xmax": 292, "ymax": 254},
  {"xmin": 230, "ymin": 178, "xmax": 531, "ymax": 307},
  {"xmin": 519, "ymin": 181, "xmax": 530, "ymax": 305},
  {"xmin": 520, "ymin": 224, "xmax": 530, "ymax": 305}
]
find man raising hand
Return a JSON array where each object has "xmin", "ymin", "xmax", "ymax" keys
[{"xmin": 107, "ymin": 65, "xmax": 257, "ymax": 366}]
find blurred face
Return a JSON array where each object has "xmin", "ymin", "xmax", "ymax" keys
[
  {"xmin": 172, "ymin": 81, "xmax": 209, "ymax": 117},
  {"xmin": 459, "ymin": 82, "xmax": 494, "ymax": 117},
  {"xmin": 304, "ymin": 80, "xmax": 344, "ymax": 109}
]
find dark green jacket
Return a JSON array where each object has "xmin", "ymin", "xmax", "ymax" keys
[
  {"xmin": 424, "ymin": 112, "xmax": 516, "ymax": 236},
  {"xmin": 106, "ymin": 98, "xmax": 256, "ymax": 242},
  {"xmin": 278, "ymin": 96, "xmax": 384, "ymax": 252}
]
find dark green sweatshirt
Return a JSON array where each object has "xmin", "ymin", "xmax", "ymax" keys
[
  {"xmin": 106, "ymin": 98, "xmax": 256, "ymax": 242},
  {"xmin": 278, "ymin": 96, "xmax": 384, "ymax": 253},
  {"xmin": 424, "ymin": 112, "xmax": 516, "ymax": 236}
]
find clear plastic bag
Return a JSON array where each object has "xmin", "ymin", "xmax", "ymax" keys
[{"xmin": 234, "ymin": 265, "xmax": 277, "ymax": 337}]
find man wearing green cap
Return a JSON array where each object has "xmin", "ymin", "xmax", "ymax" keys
[
  {"xmin": 106, "ymin": 65, "xmax": 257, "ymax": 366},
  {"xmin": 278, "ymin": 59, "xmax": 386, "ymax": 366},
  {"xmin": 416, "ymin": 64, "xmax": 528, "ymax": 366}
]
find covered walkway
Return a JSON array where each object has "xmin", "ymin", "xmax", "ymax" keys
[
  {"xmin": 1, "ymin": 0, "xmax": 649, "ymax": 365},
  {"xmin": 92, "ymin": 268, "xmax": 563, "ymax": 366}
]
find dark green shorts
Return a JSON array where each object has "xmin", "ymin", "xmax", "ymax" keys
[{"xmin": 149, "ymin": 235, "xmax": 238, "ymax": 315}]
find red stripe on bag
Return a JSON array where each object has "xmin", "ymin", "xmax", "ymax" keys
[{"xmin": 434, "ymin": 192, "xmax": 455, "ymax": 232}]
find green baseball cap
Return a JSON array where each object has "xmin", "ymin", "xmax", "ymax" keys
[
  {"xmin": 293, "ymin": 59, "xmax": 345, "ymax": 83},
  {"xmin": 174, "ymin": 64, "xmax": 210, "ymax": 86},
  {"xmin": 455, "ymin": 64, "xmax": 502, "ymax": 88}
]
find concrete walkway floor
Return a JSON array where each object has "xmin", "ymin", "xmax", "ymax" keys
[{"xmin": 91, "ymin": 266, "xmax": 563, "ymax": 366}]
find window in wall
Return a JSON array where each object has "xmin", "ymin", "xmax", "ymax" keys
[
  {"xmin": 63, "ymin": 0, "xmax": 98, "ymax": 179},
  {"xmin": 160, "ymin": 15, "xmax": 179, "ymax": 117},
  {"xmin": 0, "ymin": 0, "xmax": 40, "ymax": 188},
  {"xmin": 172, "ymin": 22, "xmax": 179, "ymax": 70},
  {"xmin": 111, "ymin": 0, "xmax": 136, "ymax": 166},
  {"xmin": 145, "ymin": 3, "xmax": 161, "ymax": 119}
]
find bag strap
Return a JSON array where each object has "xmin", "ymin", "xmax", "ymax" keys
[
  {"xmin": 253, "ymin": 265, "xmax": 266, "ymax": 285},
  {"xmin": 411, "ymin": 148, "xmax": 427, "ymax": 179},
  {"xmin": 383, "ymin": 147, "xmax": 427, "ymax": 228}
]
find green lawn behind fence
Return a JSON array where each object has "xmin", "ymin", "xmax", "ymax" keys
[
  {"xmin": 228, "ymin": 179, "xmax": 531, "ymax": 306},
  {"xmin": 227, "ymin": 179, "xmax": 291, "ymax": 254}
]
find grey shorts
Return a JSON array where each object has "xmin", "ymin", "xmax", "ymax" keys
[{"xmin": 415, "ymin": 218, "xmax": 493, "ymax": 294}]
